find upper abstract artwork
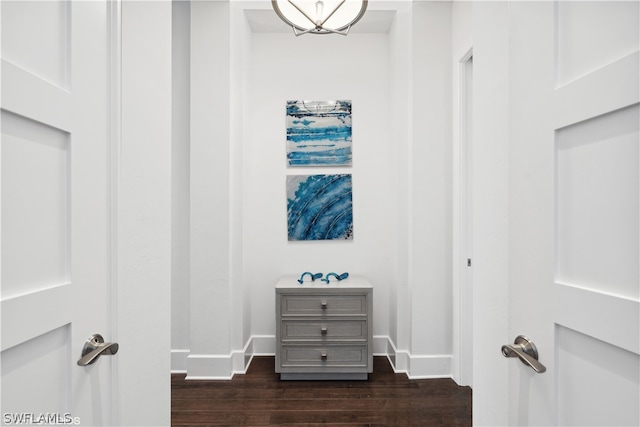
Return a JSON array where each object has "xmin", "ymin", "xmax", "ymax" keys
[{"xmin": 286, "ymin": 100, "xmax": 352, "ymax": 166}]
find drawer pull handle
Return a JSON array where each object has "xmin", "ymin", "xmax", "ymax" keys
[
  {"xmin": 321, "ymin": 301, "xmax": 328, "ymax": 310},
  {"xmin": 321, "ymin": 353, "xmax": 328, "ymax": 361},
  {"xmin": 321, "ymin": 327, "xmax": 328, "ymax": 335}
]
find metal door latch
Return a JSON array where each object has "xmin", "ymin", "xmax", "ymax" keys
[
  {"xmin": 501, "ymin": 335, "xmax": 546, "ymax": 373},
  {"xmin": 77, "ymin": 334, "xmax": 119, "ymax": 366}
]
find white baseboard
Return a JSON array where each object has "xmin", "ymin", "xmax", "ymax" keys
[
  {"xmin": 384, "ymin": 337, "xmax": 453, "ymax": 379},
  {"xmin": 174, "ymin": 335, "xmax": 452, "ymax": 380},
  {"xmin": 372, "ymin": 335, "xmax": 389, "ymax": 355},
  {"xmin": 408, "ymin": 355, "xmax": 453, "ymax": 379},
  {"xmin": 185, "ymin": 353, "xmax": 235, "ymax": 380},
  {"xmin": 250, "ymin": 334, "xmax": 276, "ymax": 355},
  {"xmin": 385, "ymin": 338, "xmax": 409, "ymax": 373}
]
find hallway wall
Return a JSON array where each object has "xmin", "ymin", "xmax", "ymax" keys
[{"xmin": 244, "ymin": 31, "xmax": 394, "ymax": 353}]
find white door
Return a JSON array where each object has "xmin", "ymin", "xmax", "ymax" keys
[
  {"xmin": 1, "ymin": 1, "xmax": 172, "ymax": 425},
  {"xmin": 475, "ymin": 1, "xmax": 639, "ymax": 425},
  {"xmin": 1, "ymin": 1, "xmax": 116, "ymax": 424}
]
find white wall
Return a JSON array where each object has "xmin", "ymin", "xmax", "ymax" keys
[
  {"xmin": 244, "ymin": 31, "xmax": 394, "ymax": 351},
  {"xmin": 230, "ymin": 0, "xmax": 252, "ymax": 369},
  {"xmin": 388, "ymin": 0, "xmax": 411, "ymax": 369},
  {"xmin": 407, "ymin": 1, "xmax": 453, "ymax": 376},
  {"xmin": 187, "ymin": 0, "xmax": 238, "ymax": 379},
  {"xmin": 470, "ymin": 2, "xmax": 511, "ymax": 424},
  {"xmin": 119, "ymin": 1, "xmax": 173, "ymax": 423},
  {"xmin": 172, "ymin": 0, "xmax": 457, "ymax": 380}
]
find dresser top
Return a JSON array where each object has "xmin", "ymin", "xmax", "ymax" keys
[{"xmin": 276, "ymin": 275, "xmax": 372, "ymax": 289}]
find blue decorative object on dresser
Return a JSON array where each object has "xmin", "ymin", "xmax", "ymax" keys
[
  {"xmin": 297, "ymin": 272, "xmax": 323, "ymax": 284},
  {"xmin": 321, "ymin": 272, "xmax": 349, "ymax": 283}
]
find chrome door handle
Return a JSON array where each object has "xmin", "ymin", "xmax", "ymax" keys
[
  {"xmin": 501, "ymin": 335, "xmax": 546, "ymax": 373},
  {"xmin": 77, "ymin": 334, "xmax": 119, "ymax": 366}
]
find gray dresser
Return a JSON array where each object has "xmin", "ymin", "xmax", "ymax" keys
[{"xmin": 275, "ymin": 276, "xmax": 373, "ymax": 380}]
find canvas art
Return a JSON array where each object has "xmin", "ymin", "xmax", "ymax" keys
[
  {"xmin": 286, "ymin": 100, "xmax": 352, "ymax": 166},
  {"xmin": 287, "ymin": 174, "xmax": 353, "ymax": 241}
]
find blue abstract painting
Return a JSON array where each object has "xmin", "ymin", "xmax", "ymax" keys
[
  {"xmin": 287, "ymin": 174, "xmax": 353, "ymax": 241},
  {"xmin": 286, "ymin": 100, "xmax": 352, "ymax": 166}
]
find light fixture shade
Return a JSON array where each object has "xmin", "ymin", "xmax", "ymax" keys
[{"xmin": 272, "ymin": 0, "xmax": 368, "ymax": 36}]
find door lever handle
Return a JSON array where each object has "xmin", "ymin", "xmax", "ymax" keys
[
  {"xmin": 77, "ymin": 334, "xmax": 119, "ymax": 366},
  {"xmin": 501, "ymin": 335, "xmax": 546, "ymax": 373}
]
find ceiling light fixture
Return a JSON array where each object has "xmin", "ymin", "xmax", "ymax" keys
[{"xmin": 272, "ymin": 0, "xmax": 368, "ymax": 36}]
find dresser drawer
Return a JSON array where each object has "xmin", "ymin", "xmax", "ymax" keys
[
  {"xmin": 280, "ymin": 294, "xmax": 367, "ymax": 316},
  {"xmin": 281, "ymin": 319, "xmax": 367, "ymax": 341},
  {"xmin": 280, "ymin": 345, "xmax": 368, "ymax": 368}
]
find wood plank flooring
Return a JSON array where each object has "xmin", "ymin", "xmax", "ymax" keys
[{"xmin": 172, "ymin": 356, "xmax": 472, "ymax": 426}]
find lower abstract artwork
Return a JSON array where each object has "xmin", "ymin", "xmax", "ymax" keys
[{"xmin": 286, "ymin": 174, "xmax": 353, "ymax": 241}]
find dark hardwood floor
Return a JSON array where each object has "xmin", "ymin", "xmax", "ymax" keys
[{"xmin": 172, "ymin": 356, "xmax": 472, "ymax": 426}]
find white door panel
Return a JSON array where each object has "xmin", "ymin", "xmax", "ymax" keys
[
  {"xmin": 552, "ymin": 6, "xmax": 639, "ymax": 425},
  {"xmin": 1, "ymin": 0, "xmax": 69, "ymax": 89},
  {"xmin": 556, "ymin": 326, "xmax": 640, "ymax": 427},
  {"xmin": 2, "ymin": 326, "xmax": 71, "ymax": 417},
  {"xmin": 553, "ymin": 52, "xmax": 640, "ymax": 131},
  {"xmin": 555, "ymin": 1, "xmax": 639, "ymax": 87},
  {"xmin": 2, "ymin": 2, "xmax": 171, "ymax": 425},
  {"xmin": 1, "ymin": 1, "xmax": 113, "ymax": 424},
  {"xmin": 556, "ymin": 104, "xmax": 639, "ymax": 299},
  {"xmin": 473, "ymin": 1, "xmax": 639, "ymax": 425},
  {"xmin": 501, "ymin": 1, "xmax": 640, "ymax": 425},
  {"xmin": 1, "ymin": 110, "xmax": 70, "ymax": 297},
  {"xmin": 552, "ymin": 89, "xmax": 639, "ymax": 426},
  {"xmin": 0, "ymin": 60, "xmax": 71, "ymax": 130},
  {"xmin": 555, "ymin": 283, "xmax": 639, "ymax": 356}
]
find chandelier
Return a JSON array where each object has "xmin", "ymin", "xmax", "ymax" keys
[{"xmin": 272, "ymin": 0, "xmax": 368, "ymax": 36}]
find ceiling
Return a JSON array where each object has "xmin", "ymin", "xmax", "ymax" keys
[{"xmin": 244, "ymin": 9, "xmax": 396, "ymax": 34}]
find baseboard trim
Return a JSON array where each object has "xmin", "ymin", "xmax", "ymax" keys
[
  {"xmin": 175, "ymin": 335, "xmax": 452, "ymax": 380},
  {"xmin": 407, "ymin": 354, "xmax": 453, "ymax": 379},
  {"xmin": 250, "ymin": 334, "xmax": 276, "ymax": 356},
  {"xmin": 384, "ymin": 337, "xmax": 452, "ymax": 379},
  {"xmin": 372, "ymin": 335, "xmax": 388, "ymax": 355},
  {"xmin": 185, "ymin": 353, "xmax": 234, "ymax": 380}
]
